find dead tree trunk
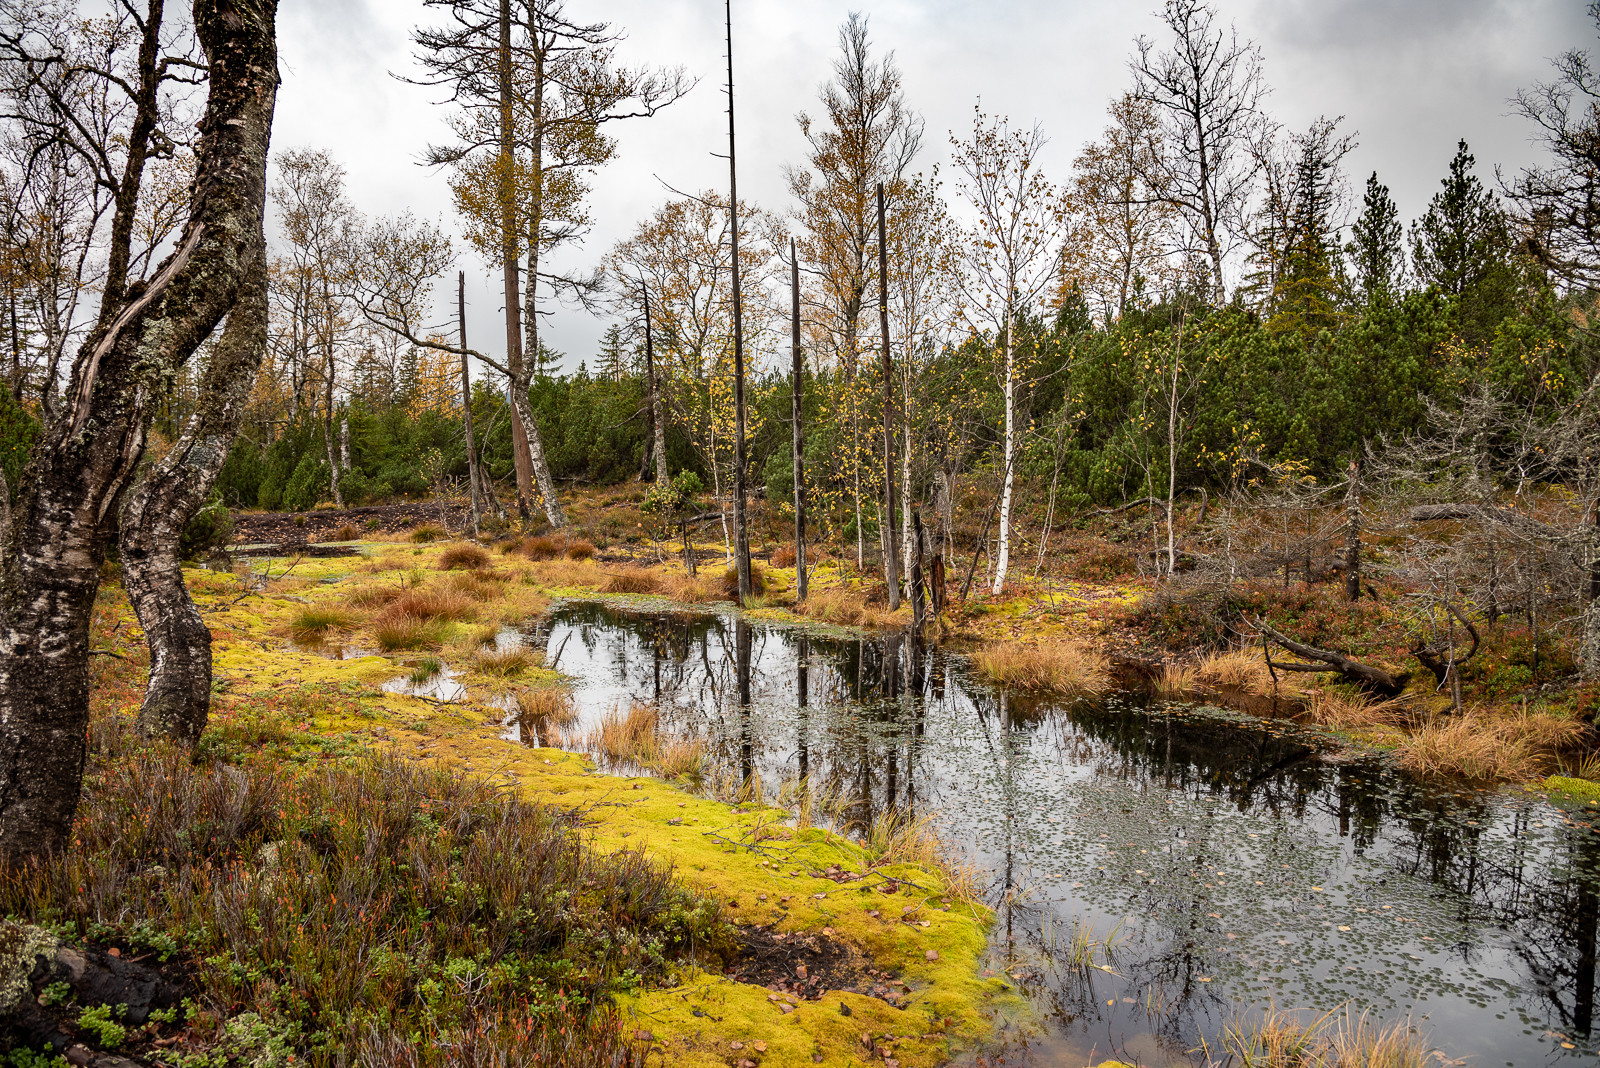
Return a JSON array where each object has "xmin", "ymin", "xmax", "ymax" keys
[
  {"xmin": 1255, "ymin": 619, "xmax": 1404, "ymax": 698},
  {"xmin": 0, "ymin": 0, "xmax": 279, "ymax": 857},
  {"xmin": 120, "ymin": 259, "xmax": 269, "ymax": 745},
  {"xmin": 877, "ymin": 182, "xmax": 900, "ymax": 610},
  {"xmin": 725, "ymin": 0, "xmax": 751, "ymax": 601},
  {"xmin": 790, "ymin": 238, "xmax": 807, "ymax": 603},
  {"xmin": 458, "ymin": 271, "xmax": 481, "ymax": 534},
  {"xmin": 1343, "ymin": 464, "xmax": 1362, "ymax": 602}
]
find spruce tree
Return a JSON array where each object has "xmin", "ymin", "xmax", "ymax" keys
[
  {"xmin": 1348, "ymin": 172, "xmax": 1404, "ymax": 304},
  {"xmin": 1410, "ymin": 140, "xmax": 1507, "ymax": 298}
]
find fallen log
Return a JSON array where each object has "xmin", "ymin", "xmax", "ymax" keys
[{"xmin": 1254, "ymin": 618, "xmax": 1405, "ymax": 698}]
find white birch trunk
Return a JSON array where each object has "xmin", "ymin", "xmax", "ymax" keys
[{"xmin": 992, "ymin": 309, "xmax": 1014, "ymax": 595}]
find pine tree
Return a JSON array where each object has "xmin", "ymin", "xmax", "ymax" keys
[
  {"xmin": 1347, "ymin": 172, "xmax": 1404, "ymax": 304},
  {"xmin": 596, "ymin": 324, "xmax": 627, "ymax": 381},
  {"xmin": 1410, "ymin": 140, "xmax": 1507, "ymax": 299}
]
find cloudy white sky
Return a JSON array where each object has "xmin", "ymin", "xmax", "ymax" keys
[{"xmin": 274, "ymin": 0, "xmax": 1592, "ymax": 374}]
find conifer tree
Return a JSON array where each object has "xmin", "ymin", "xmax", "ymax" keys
[
  {"xmin": 1410, "ymin": 140, "xmax": 1507, "ymax": 299},
  {"xmin": 1347, "ymin": 171, "xmax": 1404, "ymax": 305}
]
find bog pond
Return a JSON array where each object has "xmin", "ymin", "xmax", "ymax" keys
[{"xmin": 501, "ymin": 600, "xmax": 1599, "ymax": 1066}]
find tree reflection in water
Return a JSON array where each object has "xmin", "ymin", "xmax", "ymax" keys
[{"xmin": 540, "ymin": 601, "xmax": 1600, "ymax": 1066}]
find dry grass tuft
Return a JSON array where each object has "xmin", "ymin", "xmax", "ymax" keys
[
  {"xmin": 441, "ymin": 570, "xmax": 508, "ymax": 601},
  {"xmin": 288, "ymin": 606, "xmax": 357, "ymax": 644},
  {"xmin": 331, "ymin": 523, "xmax": 359, "ymax": 542},
  {"xmin": 474, "ymin": 648, "xmax": 534, "ymax": 677},
  {"xmin": 346, "ymin": 583, "xmax": 403, "ymax": 610},
  {"xmin": 1306, "ymin": 691, "xmax": 1409, "ymax": 730},
  {"xmin": 720, "ymin": 562, "xmax": 768, "ymax": 599},
  {"xmin": 372, "ymin": 616, "xmax": 448, "ymax": 652},
  {"xmin": 437, "ymin": 544, "xmax": 491, "ymax": 571},
  {"xmin": 770, "ymin": 544, "xmax": 797, "ymax": 568},
  {"xmin": 1396, "ymin": 710, "xmax": 1588, "ymax": 781},
  {"xmin": 585, "ymin": 701, "xmax": 705, "ymax": 781},
  {"xmin": 1194, "ymin": 649, "xmax": 1278, "ymax": 697},
  {"xmin": 971, "ymin": 641, "xmax": 1112, "ymax": 698},
  {"xmin": 408, "ymin": 522, "xmax": 447, "ymax": 544},
  {"xmin": 565, "ymin": 538, "xmax": 596, "ymax": 561},
  {"xmin": 603, "ymin": 567, "xmax": 663, "ymax": 595},
  {"xmin": 528, "ymin": 557, "xmax": 599, "ymax": 588},
  {"xmin": 662, "ymin": 573, "xmax": 718, "ymax": 604},
  {"xmin": 1203, "ymin": 1004, "xmax": 1442, "ymax": 1068},
  {"xmin": 519, "ymin": 534, "xmax": 562, "ymax": 560},
  {"xmin": 798, "ymin": 587, "xmax": 869, "ymax": 626},
  {"xmin": 384, "ymin": 589, "xmax": 478, "ymax": 623},
  {"xmin": 511, "ymin": 685, "xmax": 579, "ymax": 748}
]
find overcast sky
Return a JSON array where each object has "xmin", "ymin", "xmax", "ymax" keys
[{"xmin": 274, "ymin": 0, "xmax": 1592, "ymax": 375}]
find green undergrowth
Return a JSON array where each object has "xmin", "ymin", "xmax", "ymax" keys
[{"xmin": 1, "ymin": 714, "xmax": 728, "ymax": 1066}]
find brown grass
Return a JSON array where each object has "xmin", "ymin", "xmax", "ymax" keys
[
  {"xmin": 1204, "ymin": 1004, "xmax": 1442, "ymax": 1068},
  {"xmin": 514, "ymin": 685, "xmax": 579, "ymax": 747},
  {"xmin": 372, "ymin": 617, "xmax": 448, "ymax": 652},
  {"xmin": 288, "ymin": 606, "xmax": 357, "ymax": 644},
  {"xmin": 408, "ymin": 522, "xmax": 447, "ymax": 544},
  {"xmin": 770, "ymin": 544, "xmax": 797, "ymax": 568},
  {"xmin": 519, "ymin": 535, "xmax": 562, "ymax": 561},
  {"xmin": 437, "ymin": 544, "xmax": 491, "ymax": 571},
  {"xmin": 528, "ymin": 558, "xmax": 599, "ymax": 588},
  {"xmin": 603, "ymin": 567, "xmax": 664, "ymax": 595},
  {"xmin": 441, "ymin": 570, "xmax": 508, "ymax": 601},
  {"xmin": 971, "ymin": 641, "xmax": 1113, "ymax": 698},
  {"xmin": 565, "ymin": 538, "xmax": 596, "ymax": 561},
  {"xmin": 1305, "ymin": 691, "xmax": 1410, "ymax": 730},
  {"xmin": 383, "ymin": 589, "xmax": 478, "ymax": 623},
  {"xmin": 473, "ymin": 648, "xmax": 534, "ymax": 677},
  {"xmin": 346, "ymin": 583, "xmax": 404, "ymax": 610},
  {"xmin": 332, "ymin": 523, "xmax": 359, "ymax": 542},
  {"xmin": 1396, "ymin": 710, "xmax": 1588, "ymax": 781},
  {"xmin": 661, "ymin": 573, "xmax": 718, "ymax": 604},
  {"xmin": 797, "ymin": 587, "xmax": 882, "ymax": 627},
  {"xmin": 720, "ymin": 562, "xmax": 768, "ymax": 599},
  {"xmin": 585, "ymin": 701, "xmax": 705, "ymax": 780}
]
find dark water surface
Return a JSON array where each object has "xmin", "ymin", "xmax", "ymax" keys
[{"xmin": 529, "ymin": 601, "xmax": 1600, "ymax": 1067}]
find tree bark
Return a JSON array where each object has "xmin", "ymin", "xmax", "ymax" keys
[
  {"xmin": 1343, "ymin": 466, "xmax": 1362, "ymax": 602},
  {"xmin": 0, "ymin": 0, "xmax": 279, "ymax": 857},
  {"xmin": 993, "ymin": 306, "xmax": 1015, "ymax": 595},
  {"xmin": 725, "ymin": 0, "xmax": 751, "ymax": 601},
  {"xmin": 120, "ymin": 258, "xmax": 268, "ymax": 745},
  {"xmin": 877, "ymin": 183, "xmax": 900, "ymax": 609},
  {"xmin": 790, "ymin": 238, "xmax": 807, "ymax": 603},
  {"xmin": 644, "ymin": 283, "xmax": 668, "ymax": 486},
  {"xmin": 497, "ymin": 0, "xmax": 535, "ymax": 521},
  {"xmin": 458, "ymin": 271, "xmax": 481, "ymax": 534}
]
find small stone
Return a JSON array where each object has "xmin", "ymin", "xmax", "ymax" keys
[
  {"xmin": 925, "ymin": 950, "xmax": 939, "ymax": 962},
  {"xmin": 730, "ymin": 1041, "xmax": 744, "ymax": 1050}
]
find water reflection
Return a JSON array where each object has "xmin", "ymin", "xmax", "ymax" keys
[{"xmin": 543, "ymin": 601, "xmax": 1600, "ymax": 1066}]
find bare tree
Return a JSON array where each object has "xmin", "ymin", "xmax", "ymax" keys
[
  {"xmin": 0, "ymin": 0, "xmax": 279, "ymax": 857},
  {"xmin": 1506, "ymin": 1, "xmax": 1600, "ymax": 292},
  {"xmin": 951, "ymin": 108, "xmax": 1062, "ymax": 595},
  {"xmin": 1132, "ymin": 0, "xmax": 1268, "ymax": 303}
]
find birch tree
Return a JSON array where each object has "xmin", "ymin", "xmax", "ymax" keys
[{"xmin": 951, "ymin": 109, "xmax": 1062, "ymax": 595}]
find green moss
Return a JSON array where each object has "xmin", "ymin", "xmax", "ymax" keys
[{"xmin": 1541, "ymin": 775, "xmax": 1600, "ymax": 800}]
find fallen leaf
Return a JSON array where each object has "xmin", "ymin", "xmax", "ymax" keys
[{"xmin": 926, "ymin": 950, "xmax": 939, "ymax": 961}]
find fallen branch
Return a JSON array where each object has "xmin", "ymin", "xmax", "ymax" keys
[{"xmin": 1254, "ymin": 618, "xmax": 1404, "ymax": 697}]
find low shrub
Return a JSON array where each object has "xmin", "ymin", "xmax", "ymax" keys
[{"xmin": 0, "ymin": 722, "xmax": 727, "ymax": 1065}]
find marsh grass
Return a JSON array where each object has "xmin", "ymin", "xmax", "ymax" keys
[
  {"xmin": 1202, "ymin": 1005, "xmax": 1442, "ymax": 1068},
  {"xmin": 971, "ymin": 641, "xmax": 1112, "ymax": 697},
  {"xmin": 383, "ymin": 590, "xmax": 478, "ymax": 624},
  {"xmin": 474, "ymin": 648, "xmax": 534, "ymax": 677},
  {"xmin": 372, "ymin": 616, "xmax": 449, "ymax": 652},
  {"xmin": 565, "ymin": 539, "xmax": 596, "ymax": 561},
  {"xmin": 408, "ymin": 522, "xmax": 447, "ymax": 544},
  {"xmin": 0, "ymin": 722, "xmax": 726, "ymax": 1066},
  {"xmin": 770, "ymin": 544, "xmax": 796, "ymax": 568},
  {"xmin": 603, "ymin": 568, "xmax": 664, "ymax": 595},
  {"xmin": 346, "ymin": 583, "xmax": 403, "ymax": 610},
  {"xmin": 587, "ymin": 702, "xmax": 705, "ymax": 781},
  {"xmin": 331, "ymin": 523, "xmax": 359, "ymax": 542},
  {"xmin": 512, "ymin": 686, "xmax": 580, "ymax": 748},
  {"xmin": 436, "ymin": 544, "xmax": 491, "ymax": 571},
  {"xmin": 1396, "ymin": 710, "xmax": 1587, "ymax": 781},
  {"xmin": 719, "ymin": 562, "xmax": 768, "ymax": 599},
  {"xmin": 661, "ymin": 573, "xmax": 718, "ymax": 604},
  {"xmin": 407, "ymin": 657, "xmax": 444, "ymax": 685},
  {"xmin": 519, "ymin": 535, "xmax": 562, "ymax": 561},
  {"xmin": 288, "ymin": 606, "xmax": 357, "ymax": 644}
]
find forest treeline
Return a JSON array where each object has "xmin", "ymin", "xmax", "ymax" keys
[{"xmin": 1, "ymin": 2, "xmax": 1593, "ymax": 575}]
